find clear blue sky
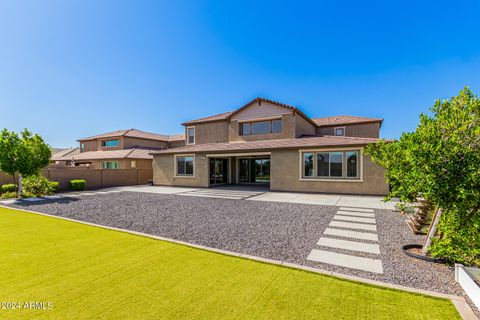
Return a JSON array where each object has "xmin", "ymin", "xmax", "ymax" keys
[{"xmin": 1, "ymin": 1, "xmax": 479, "ymax": 147}]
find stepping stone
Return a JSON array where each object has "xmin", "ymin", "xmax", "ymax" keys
[
  {"xmin": 330, "ymin": 221, "xmax": 377, "ymax": 231},
  {"xmin": 339, "ymin": 207, "xmax": 374, "ymax": 213},
  {"xmin": 0, "ymin": 199, "xmax": 20, "ymax": 204},
  {"xmin": 307, "ymin": 249, "xmax": 383, "ymax": 274},
  {"xmin": 336, "ymin": 210, "xmax": 375, "ymax": 217},
  {"xmin": 317, "ymin": 237, "xmax": 380, "ymax": 254},
  {"xmin": 333, "ymin": 215, "xmax": 376, "ymax": 224},
  {"xmin": 323, "ymin": 228, "xmax": 378, "ymax": 242}
]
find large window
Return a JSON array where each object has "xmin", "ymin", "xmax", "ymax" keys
[
  {"xmin": 302, "ymin": 150, "xmax": 360, "ymax": 179},
  {"xmin": 103, "ymin": 161, "xmax": 119, "ymax": 169},
  {"xmin": 187, "ymin": 127, "xmax": 195, "ymax": 145},
  {"xmin": 102, "ymin": 139, "xmax": 119, "ymax": 147},
  {"xmin": 240, "ymin": 119, "xmax": 282, "ymax": 135},
  {"xmin": 176, "ymin": 156, "xmax": 194, "ymax": 176}
]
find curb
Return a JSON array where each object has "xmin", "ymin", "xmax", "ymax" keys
[{"xmin": 0, "ymin": 204, "xmax": 477, "ymax": 320}]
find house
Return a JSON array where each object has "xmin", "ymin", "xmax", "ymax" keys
[
  {"xmin": 150, "ymin": 98, "xmax": 389, "ymax": 195},
  {"xmin": 51, "ymin": 147, "xmax": 80, "ymax": 166},
  {"xmin": 52, "ymin": 129, "xmax": 184, "ymax": 169}
]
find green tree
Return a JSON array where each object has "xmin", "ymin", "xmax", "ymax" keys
[
  {"xmin": 365, "ymin": 87, "xmax": 480, "ymax": 265},
  {"xmin": 0, "ymin": 129, "xmax": 51, "ymax": 196}
]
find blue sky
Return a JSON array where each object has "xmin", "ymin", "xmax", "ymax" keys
[{"xmin": 0, "ymin": 0, "xmax": 479, "ymax": 147}]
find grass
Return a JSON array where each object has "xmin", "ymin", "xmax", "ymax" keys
[{"xmin": 0, "ymin": 207, "xmax": 461, "ymax": 319}]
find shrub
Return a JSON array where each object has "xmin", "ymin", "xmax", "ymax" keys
[
  {"xmin": 49, "ymin": 181, "xmax": 60, "ymax": 192},
  {"xmin": 23, "ymin": 175, "xmax": 56, "ymax": 197},
  {"xmin": 0, "ymin": 191, "xmax": 17, "ymax": 199},
  {"xmin": 1, "ymin": 183, "xmax": 16, "ymax": 193},
  {"xmin": 70, "ymin": 180, "xmax": 86, "ymax": 191}
]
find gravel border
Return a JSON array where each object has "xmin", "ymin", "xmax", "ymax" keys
[{"xmin": 4, "ymin": 192, "xmax": 465, "ymax": 298}]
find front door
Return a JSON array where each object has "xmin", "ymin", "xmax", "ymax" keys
[{"xmin": 209, "ymin": 158, "xmax": 228, "ymax": 185}]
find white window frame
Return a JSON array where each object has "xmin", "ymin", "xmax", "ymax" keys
[
  {"xmin": 334, "ymin": 127, "xmax": 346, "ymax": 136},
  {"xmin": 186, "ymin": 127, "xmax": 195, "ymax": 145},
  {"xmin": 130, "ymin": 160, "xmax": 137, "ymax": 168},
  {"xmin": 174, "ymin": 154, "xmax": 196, "ymax": 178},
  {"xmin": 298, "ymin": 148, "xmax": 363, "ymax": 182}
]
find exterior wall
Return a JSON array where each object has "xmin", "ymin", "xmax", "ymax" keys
[
  {"xmin": 229, "ymin": 114, "xmax": 296, "ymax": 142},
  {"xmin": 0, "ymin": 171, "xmax": 14, "ymax": 185},
  {"xmin": 96, "ymin": 136, "xmax": 125, "ymax": 151},
  {"xmin": 316, "ymin": 122, "xmax": 381, "ymax": 138},
  {"xmin": 295, "ymin": 113, "xmax": 317, "ymax": 137},
  {"xmin": 168, "ymin": 140, "xmax": 186, "ymax": 149},
  {"xmin": 80, "ymin": 140, "xmax": 98, "ymax": 152},
  {"xmin": 187, "ymin": 121, "xmax": 230, "ymax": 145},
  {"xmin": 270, "ymin": 149, "xmax": 389, "ymax": 195},
  {"xmin": 152, "ymin": 153, "xmax": 209, "ymax": 187},
  {"xmin": 85, "ymin": 159, "xmax": 152, "ymax": 169},
  {"xmin": 42, "ymin": 168, "xmax": 152, "ymax": 190},
  {"xmin": 123, "ymin": 137, "xmax": 169, "ymax": 149},
  {"xmin": 230, "ymin": 101, "xmax": 292, "ymax": 121}
]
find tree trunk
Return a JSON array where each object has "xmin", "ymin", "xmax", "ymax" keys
[
  {"xmin": 18, "ymin": 174, "xmax": 23, "ymax": 196},
  {"xmin": 422, "ymin": 208, "xmax": 443, "ymax": 255}
]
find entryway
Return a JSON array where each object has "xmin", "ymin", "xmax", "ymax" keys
[
  {"xmin": 238, "ymin": 157, "xmax": 270, "ymax": 185},
  {"xmin": 209, "ymin": 158, "xmax": 229, "ymax": 185}
]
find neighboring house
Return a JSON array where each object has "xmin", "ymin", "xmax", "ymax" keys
[
  {"xmin": 51, "ymin": 148, "xmax": 80, "ymax": 166},
  {"xmin": 151, "ymin": 97, "xmax": 389, "ymax": 195},
  {"xmin": 52, "ymin": 129, "xmax": 184, "ymax": 170}
]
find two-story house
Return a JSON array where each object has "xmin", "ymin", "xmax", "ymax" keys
[
  {"xmin": 52, "ymin": 129, "xmax": 184, "ymax": 169},
  {"xmin": 151, "ymin": 98, "xmax": 389, "ymax": 195}
]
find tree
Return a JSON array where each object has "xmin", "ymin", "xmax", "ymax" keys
[
  {"xmin": 364, "ymin": 87, "xmax": 480, "ymax": 266},
  {"xmin": 0, "ymin": 129, "xmax": 51, "ymax": 196}
]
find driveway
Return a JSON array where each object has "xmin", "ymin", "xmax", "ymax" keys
[{"xmin": 3, "ymin": 189, "xmax": 461, "ymax": 296}]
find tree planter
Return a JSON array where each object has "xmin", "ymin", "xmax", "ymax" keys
[
  {"xmin": 402, "ymin": 244, "xmax": 444, "ymax": 263},
  {"xmin": 455, "ymin": 264, "xmax": 480, "ymax": 310}
]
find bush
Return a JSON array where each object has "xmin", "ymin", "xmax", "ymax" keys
[
  {"xmin": 1, "ymin": 183, "xmax": 16, "ymax": 193},
  {"xmin": 0, "ymin": 191, "xmax": 17, "ymax": 199},
  {"xmin": 23, "ymin": 175, "xmax": 56, "ymax": 197},
  {"xmin": 70, "ymin": 180, "xmax": 86, "ymax": 191},
  {"xmin": 50, "ymin": 181, "xmax": 60, "ymax": 192}
]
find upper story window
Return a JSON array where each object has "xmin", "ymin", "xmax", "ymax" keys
[
  {"xmin": 80, "ymin": 143, "xmax": 85, "ymax": 152},
  {"xmin": 301, "ymin": 150, "xmax": 360, "ymax": 180},
  {"xmin": 334, "ymin": 127, "xmax": 345, "ymax": 136},
  {"xmin": 101, "ymin": 139, "xmax": 119, "ymax": 147},
  {"xmin": 240, "ymin": 119, "xmax": 282, "ymax": 135},
  {"xmin": 187, "ymin": 127, "xmax": 195, "ymax": 145}
]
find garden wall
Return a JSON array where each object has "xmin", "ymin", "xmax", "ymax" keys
[
  {"xmin": 0, "ymin": 172, "xmax": 14, "ymax": 185},
  {"xmin": 41, "ymin": 168, "xmax": 153, "ymax": 190}
]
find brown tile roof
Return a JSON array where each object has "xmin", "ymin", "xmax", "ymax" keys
[
  {"xmin": 55, "ymin": 148, "xmax": 154, "ymax": 161},
  {"xmin": 312, "ymin": 116, "xmax": 383, "ymax": 127},
  {"xmin": 150, "ymin": 135, "xmax": 380, "ymax": 155},
  {"xmin": 181, "ymin": 97, "xmax": 318, "ymax": 127},
  {"xmin": 51, "ymin": 148, "xmax": 80, "ymax": 160},
  {"xmin": 168, "ymin": 134, "xmax": 185, "ymax": 142},
  {"xmin": 78, "ymin": 129, "xmax": 183, "ymax": 142}
]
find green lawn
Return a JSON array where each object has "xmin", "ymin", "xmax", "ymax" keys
[{"xmin": 0, "ymin": 207, "xmax": 460, "ymax": 319}]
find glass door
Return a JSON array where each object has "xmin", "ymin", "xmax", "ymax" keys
[
  {"xmin": 238, "ymin": 158, "xmax": 270, "ymax": 184},
  {"xmin": 255, "ymin": 159, "xmax": 270, "ymax": 184},
  {"xmin": 209, "ymin": 158, "xmax": 228, "ymax": 185}
]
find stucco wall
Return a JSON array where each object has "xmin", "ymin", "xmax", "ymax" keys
[
  {"xmin": 317, "ymin": 123, "xmax": 381, "ymax": 138},
  {"xmin": 270, "ymin": 149, "xmax": 389, "ymax": 195},
  {"xmin": 187, "ymin": 121, "xmax": 230, "ymax": 145},
  {"xmin": 152, "ymin": 153, "xmax": 209, "ymax": 187},
  {"xmin": 124, "ymin": 137, "xmax": 169, "ymax": 149},
  {"xmin": 295, "ymin": 113, "xmax": 317, "ymax": 137},
  {"xmin": 229, "ymin": 114, "xmax": 296, "ymax": 142}
]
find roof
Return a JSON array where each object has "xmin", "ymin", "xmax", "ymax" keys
[
  {"xmin": 168, "ymin": 134, "xmax": 186, "ymax": 142},
  {"xmin": 312, "ymin": 116, "xmax": 383, "ymax": 127},
  {"xmin": 181, "ymin": 97, "xmax": 318, "ymax": 127},
  {"xmin": 78, "ymin": 129, "xmax": 183, "ymax": 142},
  {"xmin": 150, "ymin": 135, "xmax": 380, "ymax": 155},
  {"xmin": 51, "ymin": 148, "xmax": 80, "ymax": 160},
  {"xmin": 54, "ymin": 148, "xmax": 154, "ymax": 161}
]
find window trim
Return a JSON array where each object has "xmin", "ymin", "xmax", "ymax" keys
[
  {"xmin": 298, "ymin": 148, "xmax": 363, "ymax": 182},
  {"xmin": 131, "ymin": 160, "xmax": 137, "ymax": 168},
  {"xmin": 174, "ymin": 154, "xmax": 196, "ymax": 178},
  {"xmin": 334, "ymin": 126, "xmax": 346, "ymax": 136},
  {"xmin": 186, "ymin": 127, "xmax": 195, "ymax": 145},
  {"xmin": 101, "ymin": 139, "xmax": 120, "ymax": 147},
  {"xmin": 239, "ymin": 118, "xmax": 282, "ymax": 136}
]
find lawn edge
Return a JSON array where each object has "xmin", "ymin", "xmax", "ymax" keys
[{"xmin": 1, "ymin": 204, "xmax": 476, "ymax": 320}]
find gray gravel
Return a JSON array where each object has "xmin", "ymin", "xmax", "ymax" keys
[{"xmin": 6, "ymin": 191, "xmax": 464, "ymax": 297}]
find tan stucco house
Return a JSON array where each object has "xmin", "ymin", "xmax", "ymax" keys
[
  {"xmin": 52, "ymin": 129, "xmax": 184, "ymax": 169},
  {"xmin": 151, "ymin": 98, "xmax": 389, "ymax": 195}
]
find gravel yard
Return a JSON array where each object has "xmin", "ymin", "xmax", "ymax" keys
[{"xmin": 7, "ymin": 191, "xmax": 463, "ymax": 296}]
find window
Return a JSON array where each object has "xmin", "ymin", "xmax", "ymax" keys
[
  {"xmin": 102, "ymin": 139, "xmax": 119, "ymax": 147},
  {"xmin": 240, "ymin": 119, "xmax": 282, "ymax": 135},
  {"xmin": 176, "ymin": 156, "xmax": 194, "ymax": 176},
  {"xmin": 334, "ymin": 127, "xmax": 345, "ymax": 136},
  {"xmin": 131, "ymin": 160, "xmax": 137, "ymax": 168},
  {"xmin": 187, "ymin": 127, "xmax": 195, "ymax": 145},
  {"xmin": 302, "ymin": 150, "xmax": 360, "ymax": 179},
  {"xmin": 103, "ymin": 161, "xmax": 119, "ymax": 169},
  {"xmin": 80, "ymin": 143, "xmax": 85, "ymax": 152},
  {"xmin": 304, "ymin": 153, "xmax": 314, "ymax": 177}
]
